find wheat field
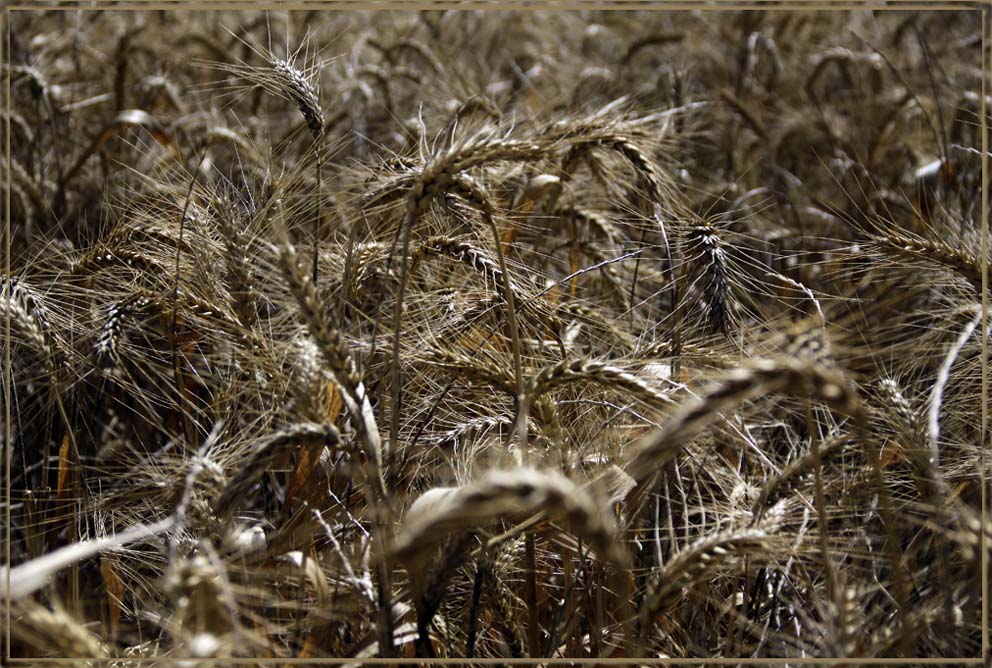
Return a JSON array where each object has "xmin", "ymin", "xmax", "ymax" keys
[{"xmin": 3, "ymin": 5, "xmax": 990, "ymax": 663}]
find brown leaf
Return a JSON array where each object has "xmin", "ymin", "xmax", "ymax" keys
[
  {"xmin": 56, "ymin": 432, "xmax": 72, "ymax": 498},
  {"xmin": 325, "ymin": 383, "xmax": 343, "ymax": 422},
  {"xmin": 100, "ymin": 555, "xmax": 124, "ymax": 638},
  {"xmin": 284, "ymin": 385, "xmax": 342, "ymax": 515},
  {"xmin": 879, "ymin": 442, "xmax": 909, "ymax": 468},
  {"xmin": 569, "ymin": 243, "xmax": 581, "ymax": 298},
  {"xmin": 283, "ymin": 438, "xmax": 327, "ymax": 516}
]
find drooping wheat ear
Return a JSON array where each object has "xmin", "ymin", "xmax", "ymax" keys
[
  {"xmin": 268, "ymin": 54, "xmax": 326, "ymax": 285},
  {"xmin": 391, "ymin": 137, "xmax": 541, "ymax": 463},
  {"xmin": 624, "ymin": 356, "xmax": 865, "ymax": 486},
  {"xmin": 415, "ymin": 236, "xmax": 517, "ymax": 301},
  {"xmin": 527, "ymin": 358, "xmax": 674, "ymax": 408},
  {"xmin": 3, "ymin": 108, "xmax": 33, "ymax": 146},
  {"xmin": 278, "ymin": 241, "xmax": 385, "ymax": 471},
  {"xmin": 364, "ymin": 135, "xmax": 543, "ymax": 215},
  {"xmin": 805, "ymin": 47, "xmax": 883, "ymax": 108},
  {"xmin": 384, "ymin": 37, "xmax": 444, "ymax": 74},
  {"xmin": 604, "ymin": 135, "xmax": 664, "ymax": 203},
  {"xmin": 12, "ymin": 600, "xmax": 109, "ymax": 659},
  {"xmin": 8, "ymin": 179, "xmax": 37, "ymax": 238},
  {"xmin": 686, "ymin": 221, "xmax": 731, "ymax": 335},
  {"xmin": 555, "ymin": 301, "xmax": 635, "ymax": 350},
  {"xmin": 421, "ymin": 182, "xmax": 535, "ymax": 358},
  {"xmin": 109, "ymin": 218, "xmax": 194, "ymax": 253},
  {"xmin": 423, "ymin": 346, "xmax": 516, "ymax": 396},
  {"xmin": 269, "ymin": 57, "xmax": 324, "ymax": 139},
  {"xmin": 404, "ymin": 136, "xmax": 547, "ymax": 221},
  {"xmin": 10, "ymin": 64, "xmax": 56, "ymax": 105},
  {"xmin": 70, "ymin": 245, "xmax": 165, "ymax": 277},
  {"xmin": 753, "ymin": 433, "xmax": 851, "ymax": 512},
  {"xmin": 7, "ymin": 158, "xmax": 44, "ymax": 219},
  {"xmin": 869, "ymin": 231, "xmax": 985, "ymax": 295},
  {"xmin": 2, "ymin": 278, "xmax": 80, "ymax": 474},
  {"xmin": 558, "ymin": 143, "xmax": 612, "ymax": 198},
  {"xmin": 429, "ymin": 415, "xmax": 516, "ymax": 448},
  {"xmin": 620, "ymin": 32, "xmax": 686, "ymax": 66},
  {"xmin": 561, "ymin": 132, "xmax": 664, "ymax": 206},
  {"xmin": 719, "ymin": 88, "xmax": 769, "ymax": 140},
  {"xmin": 345, "ymin": 241, "xmax": 393, "ymax": 300},
  {"xmin": 637, "ymin": 526, "xmax": 774, "ymax": 637},
  {"xmin": 447, "ymin": 172, "xmax": 497, "ymax": 218},
  {"xmin": 94, "ymin": 292, "xmax": 159, "ymax": 372},
  {"xmin": 1, "ymin": 277, "xmax": 57, "ymax": 370},
  {"xmin": 445, "ymin": 174, "xmax": 511, "ymax": 285},
  {"xmin": 555, "ymin": 206, "xmax": 622, "ymax": 244},
  {"xmin": 356, "ymin": 64, "xmax": 395, "ymax": 115},
  {"xmin": 392, "ymin": 468, "xmax": 628, "ymax": 570},
  {"xmin": 214, "ymin": 422, "xmax": 341, "ymax": 516}
]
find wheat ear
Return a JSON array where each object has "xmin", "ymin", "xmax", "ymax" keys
[
  {"xmin": 269, "ymin": 57, "xmax": 324, "ymax": 139},
  {"xmin": 624, "ymin": 356, "xmax": 865, "ymax": 486},
  {"xmin": 415, "ymin": 236, "xmax": 518, "ymax": 302},
  {"xmin": 753, "ymin": 433, "xmax": 851, "ymax": 512},
  {"xmin": 11, "ymin": 600, "xmax": 110, "ymax": 659},
  {"xmin": 278, "ymin": 241, "xmax": 385, "ymax": 477},
  {"xmin": 637, "ymin": 527, "xmax": 774, "ymax": 642},
  {"xmin": 392, "ymin": 468, "xmax": 628, "ymax": 570},
  {"xmin": 424, "ymin": 346, "xmax": 516, "ymax": 396},
  {"xmin": 94, "ymin": 292, "xmax": 159, "ymax": 372},
  {"xmin": 388, "ymin": 138, "xmax": 541, "ymax": 466},
  {"xmin": 214, "ymin": 422, "xmax": 342, "ymax": 516},
  {"xmin": 528, "ymin": 357, "xmax": 674, "ymax": 408},
  {"xmin": 2, "ymin": 277, "xmax": 57, "ymax": 371},
  {"xmin": 870, "ymin": 231, "xmax": 985, "ymax": 295},
  {"xmin": 214, "ymin": 209, "xmax": 260, "ymax": 331},
  {"xmin": 687, "ymin": 221, "xmax": 731, "ymax": 335}
]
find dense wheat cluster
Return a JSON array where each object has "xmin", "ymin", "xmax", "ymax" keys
[{"xmin": 4, "ymin": 6, "xmax": 990, "ymax": 662}]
